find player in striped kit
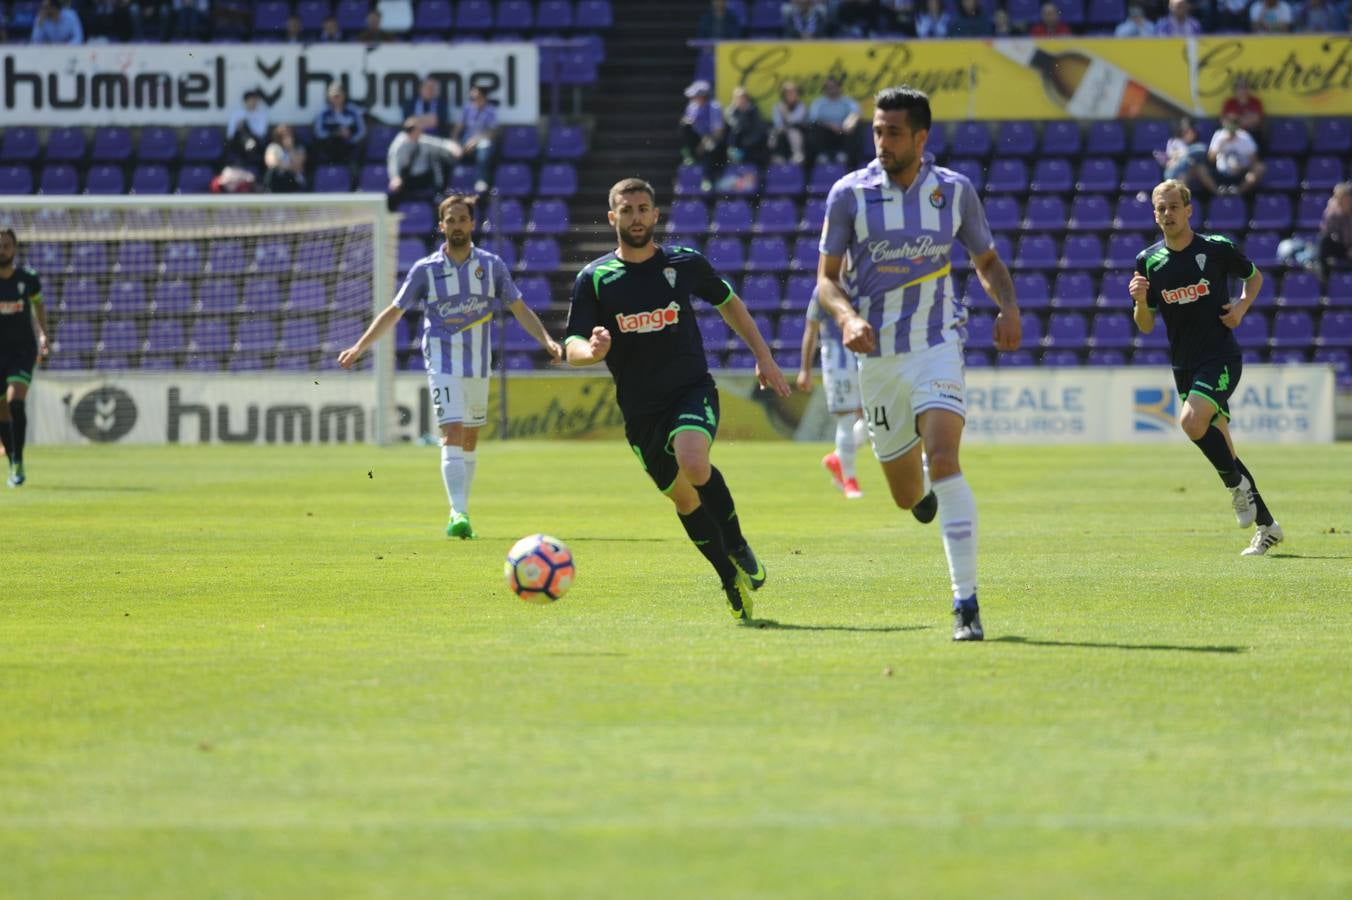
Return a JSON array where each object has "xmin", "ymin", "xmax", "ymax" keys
[
  {"xmin": 816, "ymin": 86, "xmax": 1022, "ymax": 641},
  {"xmin": 796, "ymin": 287, "xmax": 869, "ymax": 500},
  {"xmin": 339, "ymin": 195, "xmax": 562, "ymax": 538}
]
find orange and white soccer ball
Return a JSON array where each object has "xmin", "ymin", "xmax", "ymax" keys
[{"xmin": 504, "ymin": 534, "xmax": 575, "ymax": 604}]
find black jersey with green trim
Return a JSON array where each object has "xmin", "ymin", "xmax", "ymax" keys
[
  {"xmin": 0, "ymin": 266, "xmax": 43, "ymax": 351},
  {"xmin": 1134, "ymin": 232, "xmax": 1256, "ymax": 368},
  {"xmin": 566, "ymin": 244, "xmax": 734, "ymax": 417}
]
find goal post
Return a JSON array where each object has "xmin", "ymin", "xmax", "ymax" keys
[{"xmin": 1, "ymin": 193, "xmax": 401, "ymax": 444}]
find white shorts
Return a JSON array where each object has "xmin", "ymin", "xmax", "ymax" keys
[
  {"xmin": 427, "ymin": 373, "xmax": 489, "ymax": 427},
  {"xmin": 858, "ymin": 340, "xmax": 966, "ymax": 462},
  {"xmin": 822, "ymin": 364, "xmax": 862, "ymax": 414}
]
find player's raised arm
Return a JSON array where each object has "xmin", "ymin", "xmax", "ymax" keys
[
  {"xmin": 970, "ymin": 247, "xmax": 1021, "ymax": 351},
  {"xmin": 716, "ymin": 292, "xmax": 791, "ymax": 396},
  {"xmin": 1130, "ymin": 271, "xmax": 1156, "ymax": 333},
  {"xmin": 565, "ymin": 327, "xmax": 611, "ymax": 365},
  {"xmin": 1220, "ymin": 251, "xmax": 1263, "ymax": 329},
  {"xmin": 563, "ymin": 266, "xmax": 609, "ymax": 366},
  {"xmin": 338, "ymin": 302, "xmax": 404, "ymax": 368}
]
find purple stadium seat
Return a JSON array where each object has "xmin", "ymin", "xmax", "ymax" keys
[
  {"xmin": 1319, "ymin": 312, "xmax": 1352, "ymax": 347},
  {"xmin": 1085, "ymin": 121, "xmax": 1126, "ymax": 156},
  {"xmin": 575, "ymin": 0, "xmax": 612, "ymax": 27},
  {"xmin": 129, "ymin": 164, "xmax": 170, "ymax": 194},
  {"xmin": 53, "ymin": 317, "xmax": 97, "ymax": 354},
  {"xmin": 1076, "ymin": 157, "xmax": 1119, "ymax": 193},
  {"xmin": 755, "ymin": 198, "xmax": 798, "ymax": 234},
  {"xmin": 500, "ymin": 126, "xmax": 541, "ymax": 161},
  {"xmin": 698, "ymin": 238, "xmax": 740, "ymax": 275},
  {"xmin": 297, "ymin": 0, "xmax": 331, "ymax": 29},
  {"xmin": 39, "ymin": 164, "xmax": 79, "ymax": 194},
  {"xmin": 946, "ymin": 158, "xmax": 984, "ymax": 193},
  {"xmin": 0, "ymin": 127, "xmax": 40, "ymax": 162},
  {"xmin": 536, "ymin": 0, "xmax": 573, "ymax": 29},
  {"xmin": 69, "ymin": 244, "xmax": 107, "ymax": 276},
  {"xmin": 537, "ymin": 162, "xmax": 577, "ymax": 197},
  {"xmin": 791, "ymin": 237, "xmax": 818, "ymax": 271},
  {"xmin": 89, "ymin": 127, "xmax": 132, "ymax": 162},
  {"xmin": 764, "ymin": 162, "xmax": 804, "ymax": 196},
  {"xmin": 98, "ymin": 319, "xmax": 140, "ymax": 355},
  {"xmin": 712, "ymin": 198, "xmax": 754, "ymax": 234},
  {"xmin": 115, "ymin": 241, "xmax": 157, "ymax": 277},
  {"xmin": 1089, "ymin": 313, "xmax": 1133, "ymax": 348},
  {"xmin": 1311, "ymin": 118, "xmax": 1351, "ymax": 155},
  {"xmin": 27, "ymin": 242, "xmax": 65, "ymax": 273},
  {"xmin": 784, "ymin": 274, "xmax": 815, "ymax": 304},
  {"xmin": 746, "ymin": 236, "xmax": 789, "ymax": 272},
  {"xmin": 1249, "ymin": 193, "xmax": 1292, "ymax": 231},
  {"xmin": 673, "ymin": 164, "xmax": 709, "ymax": 197},
  {"xmin": 925, "ymin": 122, "xmax": 947, "ymax": 157},
  {"xmin": 45, "ymin": 127, "xmax": 86, "ymax": 162},
  {"xmin": 519, "ymin": 237, "xmax": 560, "ymax": 272},
  {"xmin": 491, "ymin": 161, "xmax": 531, "ymax": 196},
  {"xmin": 1314, "ymin": 348, "xmax": 1352, "ymax": 387},
  {"xmin": 145, "ymin": 319, "xmax": 186, "ymax": 356},
  {"xmin": 995, "ymin": 121, "xmax": 1037, "ymax": 157},
  {"xmin": 1120, "ymin": 157, "xmax": 1160, "ymax": 193},
  {"xmin": 147, "ymin": 279, "xmax": 193, "ymax": 315},
  {"xmin": 1129, "ymin": 120, "xmax": 1170, "ymax": 156},
  {"xmin": 739, "ymin": 273, "xmax": 782, "ymax": 309},
  {"xmin": 1232, "ymin": 313, "xmax": 1269, "ymax": 345},
  {"xmin": 189, "ymin": 320, "xmax": 232, "ymax": 354},
  {"xmin": 749, "ymin": 0, "xmax": 782, "ymax": 30},
  {"xmin": 545, "ymin": 123, "xmax": 586, "ymax": 159},
  {"xmin": 483, "ymin": 198, "xmax": 524, "ymax": 235},
  {"xmin": 137, "ymin": 127, "xmax": 179, "ymax": 163},
  {"xmin": 354, "ymin": 164, "xmax": 384, "ymax": 193},
  {"xmin": 1131, "ymin": 348, "xmax": 1169, "ymax": 366},
  {"xmin": 1015, "ymin": 234, "xmax": 1059, "ymax": 270},
  {"xmin": 951, "ymin": 122, "xmax": 991, "ymax": 158},
  {"xmin": 182, "ymin": 127, "xmax": 225, "ymax": 164},
  {"xmin": 1062, "ymin": 235, "xmax": 1104, "ymax": 269},
  {"xmin": 1276, "ymin": 272, "xmax": 1322, "ymax": 308},
  {"xmin": 195, "ymin": 279, "xmax": 238, "ymax": 314},
  {"xmin": 1042, "ymin": 349, "xmax": 1080, "ymax": 366},
  {"xmin": 1270, "ymin": 310, "xmax": 1315, "ymax": 347},
  {"xmin": 337, "ymin": 0, "xmax": 371, "ymax": 29},
  {"xmin": 295, "ymin": 238, "xmax": 338, "ymax": 275},
  {"xmin": 397, "ymin": 201, "xmax": 435, "ymax": 238},
  {"xmin": 364, "ymin": 125, "xmax": 397, "ymax": 162},
  {"xmin": 279, "ymin": 318, "xmax": 322, "ymax": 352},
  {"xmin": 445, "ymin": 164, "xmax": 476, "ymax": 193},
  {"xmin": 964, "ymin": 315, "xmax": 994, "ymax": 349},
  {"xmin": 236, "ymin": 319, "xmax": 279, "ymax": 353},
  {"xmin": 963, "ymin": 272, "xmax": 990, "ymax": 306},
  {"xmin": 162, "ymin": 240, "xmax": 202, "ymax": 276},
  {"xmin": 985, "ymin": 196, "xmax": 1021, "ymax": 232},
  {"xmin": 1044, "ymin": 312, "xmax": 1088, "ymax": 347},
  {"xmin": 1302, "ymin": 156, "xmax": 1344, "ymax": 191},
  {"xmin": 801, "ymin": 197, "xmax": 827, "ymax": 232},
  {"xmin": 1068, "ymin": 195, "xmax": 1112, "ymax": 231},
  {"xmin": 1030, "ymin": 158, "xmax": 1073, "ymax": 193},
  {"xmin": 203, "ymin": 243, "xmax": 246, "ymax": 277},
  {"xmin": 1114, "ymin": 195, "xmax": 1154, "ymax": 232},
  {"xmin": 1039, "ymin": 121, "xmax": 1081, "ymax": 157},
  {"xmin": 1016, "ymin": 315, "xmax": 1043, "ymax": 346},
  {"xmin": 513, "ymin": 276, "xmax": 550, "ymax": 311},
  {"xmin": 253, "ymin": 0, "xmax": 290, "ymax": 32},
  {"xmin": 1052, "ymin": 272, "xmax": 1096, "ymax": 309},
  {"xmin": 667, "ymin": 199, "xmax": 709, "ymax": 234},
  {"xmin": 496, "ymin": 0, "xmax": 533, "ymax": 28},
  {"xmin": 251, "ymin": 238, "xmax": 291, "ymax": 275},
  {"xmin": 1012, "ymin": 272, "xmax": 1050, "ymax": 309},
  {"xmin": 808, "ymin": 161, "xmax": 846, "ymax": 194},
  {"xmin": 1270, "ymin": 348, "xmax": 1309, "ymax": 365},
  {"xmin": 175, "ymin": 165, "xmax": 214, "ymax": 193},
  {"xmin": 313, "ymin": 164, "xmax": 352, "ymax": 192},
  {"xmin": 1087, "ymin": 0, "xmax": 1125, "ymax": 25},
  {"xmin": 107, "ymin": 281, "xmax": 148, "ymax": 314},
  {"xmin": 1204, "ymin": 195, "xmax": 1245, "ymax": 232},
  {"xmin": 413, "ymin": 0, "xmax": 453, "ymax": 31},
  {"xmin": 0, "ymin": 165, "xmax": 33, "ymax": 194},
  {"xmin": 1058, "ymin": 0, "xmax": 1086, "ymax": 23},
  {"xmin": 1296, "ymin": 193, "xmax": 1327, "ymax": 229},
  {"xmin": 1087, "ymin": 349, "xmax": 1127, "ymax": 366},
  {"xmin": 1326, "ymin": 274, "xmax": 1352, "ymax": 308},
  {"xmin": 397, "ymin": 237, "xmax": 428, "ymax": 273},
  {"xmin": 1265, "ymin": 119, "xmax": 1308, "ymax": 156},
  {"xmin": 1243, "ymin": 231, "xmax": 1280, "ymax": 268},
  {"xmin": 1263, "ymin": 156, "xmax": 1299, "ymax": 191}
]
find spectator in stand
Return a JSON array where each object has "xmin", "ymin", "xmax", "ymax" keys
[
  {"xmin": 314, "ymin": 83, "xmax": 367, "ymax": 165},
  {"xmin": 319, "ymin": 14, "xmax": 342, "ymax": 41},
  {"xmin": 357, "ymin": 8, "xmax": 389, "ymax": 44},
  {"xmin": 807, "ymin": 77, "xmax": 860, "ymax": 165},
  {"xmin": 1029, "ymin": 1, "xmax": 1071, "ymax": 33},
  {"xmin": 783, "ymin": 0, "xmax": 829, "ymax": 37},
  {"xmin": 1317, "ymin": 182, "xmax": 1352, "ymax": 284},
  {"xmin": 1211, "ymin": 0, "xmax": 1250, "ymax": 31},
  {"xmin": 1156, "ymin": 117, "xmax": 1217, "ymax": 196},
  {"xmin": 679, "ymin": 79, "xmax": 726, "ymax": 188},
  {"xmin": 1296, "ymin": 0, "xmax": 1347, "ymax": 30},
  {"xmin": 835, "ymin": 0, "xmax": 884, "ymax": 36},
  {"xmin": 697, "ymin": 0, "xmax": 745, "ymax": 38},
  {"xmin": 226, "ymin": 89, "xmax": 270, "ymax": 169},
  {"xmin": 879, "ymin": 0, "xmax": 918, "ymax": 35},
  {"xmin": 263, "ymin": 125, "xmax": 308, "ymax": 193},
  {"xmin": 1115, "ymin": 3, "xmax": 1157, "ymax": 35},
  {"xmin": 725, "ymin": 86, "xmax": 769, "ymax": 168},
  {"xmin": 992, "ymin": 6, "xmax": 1019, "ymax": 34},
  {"xmin": 161, "ymin": 0, "xmax": 209, "ymax": 41},
  {"xmin": 1156, "ymin": 0, "xmax": 1203, "ymax": 34},
  {"xmin": 915, "ymin": 0, "xmax": 953, "ymax": 36},
  {"xmin": 30, "ymin": 0, "xmax": 83, "ymax": 43},
  {"xmin": 1220, "ymin": 76, "xmax": 1264, "ymax": 137},
  {"xmin": 387, "ymin": 117, "xmax": 461, "ymax": 208},
  {"xmin": 1207, "ymin": 114, "xmax": 1265, "ymax": 195},
  {"xmin": 1249, "ymin": 0, "xmax": 1294, "ymax": 31},
  {"xmin": 452, "ymin": 86, "xmax": 499, "ymax": 192},
  {"xmin": 284, "ymin": 12, "xmax": 303, "ymax": 42},
  {"xmin": 403, "ymin": 77, "xmax": 451, "ymax": 137},
  {"xmin": 770, "ymin": 80, "xmax": 809, "ymax": 165},
  {"xmin": 950, "ymin": 0, "xmax": 993, "ymax": 36},
  {"xmin": 87, "ymin": 0, "xmax": 142, "ymax": 41}
]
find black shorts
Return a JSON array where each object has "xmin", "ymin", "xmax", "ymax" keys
[
  {"xmin": 1173, "ymin": 355, "xmax": 1241, "ymax": 421},
  {"xmin": 624, "ymin": 378, "xmax": 721, "ymax": 493},
  {"xmin": 0, "ymin": 346, "xmax": 37, "ymax": 386}
]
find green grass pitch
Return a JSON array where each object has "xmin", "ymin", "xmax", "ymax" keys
[{"xmin": 3, "ymin": 441, "xmax": 1350, "ymax": 898}]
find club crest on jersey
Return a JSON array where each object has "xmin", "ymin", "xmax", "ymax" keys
[
  {"xmin": 662, "ymin": 267, "xmax": 677, "ymax": 289},
  {"xmin": 928, "ymin": 187, "xmax": 946, "ymax": 209},
  {"xmin": 474, "ymin": 266, "xmax": 485, "ymax": 279},
  {"xmin": 1160, "ymin": 279, "xmax": 1210, "ymax": 305},
  {"xmin": 1195, "ymin": 254, "xmax": 1207, "ymax": 271},
  {"xmin": 616, "ymin": 301, "xmax": 681, "ymax": 334}
]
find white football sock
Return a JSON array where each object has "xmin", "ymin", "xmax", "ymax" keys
[
  {"xmin": 463, "ymin": 449, "xmax": 478, "ymax": 505},
  {"xmin": 933, "ymin": 473, "xmax": 978, "ymax": 602},
  {"xmin": 441, "ymin": 444, "xmax": 468, "ymax": 513},
  {"xmin": 835, "ymin": 417, "xmax": 858, "ymax": 479}
]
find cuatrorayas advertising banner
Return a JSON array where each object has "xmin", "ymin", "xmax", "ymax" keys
[{"xmin": 715, "ymin": 35, "xmax": 1352, "ymax": 120}]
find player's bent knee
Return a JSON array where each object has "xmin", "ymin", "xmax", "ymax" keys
[{"xmin": 677, "ymin": 458, "xmax": 712, "ymax": 486}]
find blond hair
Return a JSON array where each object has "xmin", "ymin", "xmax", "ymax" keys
[{"xmin": 1152, "ymin": 179, "xmax": 1192, "ymax": 206}]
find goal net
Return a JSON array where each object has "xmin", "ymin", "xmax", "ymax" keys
[{"xmin": 1, "ymin": 194, "xmax": 399, "ymax": 444}]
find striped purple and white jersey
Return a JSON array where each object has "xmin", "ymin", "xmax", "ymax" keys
[
  {"xmin": 393, "ymin": 244, "xmax": 521, "ymax": 377},
  {"xmin": 819, "ymin": 154, "xmax": 993, "ymax": 357},
  {"xmin": 806, "ymin": 288, "xmax": 855, "ymax": 372}
]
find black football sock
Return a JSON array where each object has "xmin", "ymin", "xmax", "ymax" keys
[
  {"xmin": 693, "ymin": 466, "xmax": 748, "ymax": 550},
  {"xmin": 0, "ymin": 416, "xmax": 11, "ymax": 465},
  {"xmin": 8, "ymin": 400, "xmax": 25, "ymax": 464},
  {"xmin": 1233, "ymin": 457, "xmax": 1274, "ymax": 527},
  {"xmin": 1192, "ymin": 426, "xmax": 1240, "ymax": 488},
  {"xmin": 678, "ymin": 506, "xmax": 739, "ymax": 585}
]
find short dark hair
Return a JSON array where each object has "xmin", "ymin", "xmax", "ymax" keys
[
  {"xmin": 608, "ymin": 177, "xmax": 655, "ymax": 210},
  {"xmin": 439, "ymin": 194, "xmax": 477, "ymax": 220},
  {"xmin": 0, "ymin": 227, "xmax": 16, "ymax": 246},
  {"xmin": 874, "ymin": 86, "xmax": 931, "ymax": 134}
]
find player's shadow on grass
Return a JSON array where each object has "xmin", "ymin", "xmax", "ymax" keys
[
  {"xmin": 994, "ymin": 635, "xmax": 1244, "ymax": 654},
  {"xmin": 36, "ymin": 485, "xmax": 157, "ymax": 492},
  {"xmin": 1266, "ymin": 552, "xmax": 1352, "ymax": 560},
  {"xmin": 750, "ymin": 618, "xmax": 931, "ymax": 634}
]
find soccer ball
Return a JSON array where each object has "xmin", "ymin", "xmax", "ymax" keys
[{"xmin": 504, "ymin": 534, "xmax": 575, "ymax": 604}]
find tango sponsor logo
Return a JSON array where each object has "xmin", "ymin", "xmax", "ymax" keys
[
  {"xmin": 616, "ymin": 301, "xmax": 680, "ymax": 334},
  {"xmin": 1160, "ymin": 279, "xmax": 1210, "ymax": 305}
]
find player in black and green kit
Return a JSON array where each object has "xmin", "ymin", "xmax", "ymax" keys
[
  {"xmin": 0, "ymin": 228, "xmax": 50, "ymax": 487},
  {"xmin": 1130, "ymin": 179, "xmax": 1283, "ymax": 556},
  {"xmin": 565, "ymin": 178, "xmax": 792, "ymax": 621}
]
